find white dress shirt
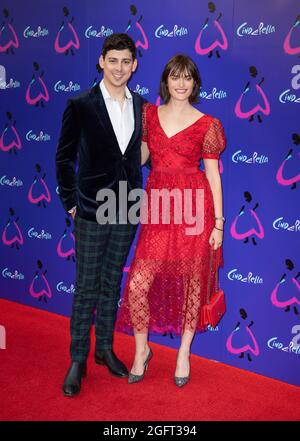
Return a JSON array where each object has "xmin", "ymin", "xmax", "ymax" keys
[
  {"xmin": 100, "ymin": 79, "xmax": 134, "ymax": 155},
  {"xmin": 68, "ymin": 80, "xmax": 135, "ymax": 214}
]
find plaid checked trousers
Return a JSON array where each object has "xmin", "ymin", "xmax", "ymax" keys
[{"xmin": 70, "ymin": 215, "xmax": 137, "ymax": 362}]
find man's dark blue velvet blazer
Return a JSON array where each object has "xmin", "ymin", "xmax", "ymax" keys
[{"xmin": 56, "ymin": 82, "xmax": 146, "ymax": 222}]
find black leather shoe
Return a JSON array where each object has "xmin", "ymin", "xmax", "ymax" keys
[
  {"xmin": 62, "ymin": 361, "xmax": 87, "ymax": 397},
  {"xmin": 95, "ymin": 349, "xmax": 128, "ymax": 377}
]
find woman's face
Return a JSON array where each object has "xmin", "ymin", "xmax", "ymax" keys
[{"xmin": 167, "ymin": 69, "xmax": 194, "ymax": 102}]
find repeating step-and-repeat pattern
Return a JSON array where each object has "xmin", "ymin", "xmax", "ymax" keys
[{"xmin": 0, "ymin": 0, "xmax": 299, "ymax": 386}]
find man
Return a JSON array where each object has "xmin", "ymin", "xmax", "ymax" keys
[{"xmin": 56, "ymin": 33, "xmax": 146, "ymax": 397}]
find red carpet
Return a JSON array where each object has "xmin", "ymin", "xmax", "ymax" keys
[{"xmin": 0, "ymin": 298, "xmax": 299, "ymax": 421}]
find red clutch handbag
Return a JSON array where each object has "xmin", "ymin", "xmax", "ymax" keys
[
  {"xmin": 202, "ymin": 289, "xmax": 226, "ymax": 328},
  {"xmin": 202, "ymin": 247, "xmax": 226, "ymax": 328}
]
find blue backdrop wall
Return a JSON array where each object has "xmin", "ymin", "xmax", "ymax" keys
[{"xmin": 0, "ymin": 0, "xmax": 299, "ymax": 386}]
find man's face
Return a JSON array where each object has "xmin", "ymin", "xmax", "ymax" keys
[{"xmin": 99, "ymin": 49, "xmax": 137, "ymax": 90}]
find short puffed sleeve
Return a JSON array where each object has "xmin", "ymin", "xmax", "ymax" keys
[
  {"xmin": 202, "ymin": 117, "xmax": 226, "ymax": 159},
  {"xmin": 142, "ymin": 102, "xmax": 151, "ymax": 143}
]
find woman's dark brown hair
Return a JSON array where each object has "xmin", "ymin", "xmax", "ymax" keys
[{"xmin": 159, "ymin": 54, "xmax": 202, "ymax": 104}]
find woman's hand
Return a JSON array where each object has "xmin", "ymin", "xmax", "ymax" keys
[{"xmin": 209, "ymin": 226, "xmax": 223, "ymax": 250}]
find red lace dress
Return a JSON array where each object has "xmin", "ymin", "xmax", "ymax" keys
[{"xmin": 116, "ymin": 103, "xmax": 226, "ymax": 335}]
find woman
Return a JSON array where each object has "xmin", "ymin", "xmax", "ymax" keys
[{"xmin": 116, "ymin": 54, "xmax": 226, "ymax": 387}]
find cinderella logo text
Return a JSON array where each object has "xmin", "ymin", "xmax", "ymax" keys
[
  {"xmin": 2, "ymin": 268, "xmax": 24, "ymax": 280},
  {"xmin": 267, "ymin": 325, "xmax": 300, "ymax": 355},
  {"xmin": 0, "ymin": 77, "xmax": 20, "ymax": 89},
  {"xmin": 56, "ymin": 282, "xmax": 75, "ymax": 294},
  {"xmin": 272, "ymin": 217, "xmax": 300, "ymax": 232},
  {"xmin": 227, "ymin": 269, "xmax": 263, "ymax": 284},
  {"xmin": 232, "ymin": 150, "xmax": 268, "ymax": 165},
  {"xmin": 54, "ymin": 81, "xmax": 80, "ymax": 93},
  {"xmin": 134, "ymin": 84, "xmax": 149, "ymax": 96},
  {"xmin": 279, "ymin": 65, "xmax": 300, "ymax": 104},
  {"xmin": 27, "ymin": 228, "xmax": 52, "ymax": 240},
  {"xmin": 155, "ymin": 24, "xmax": 188, "ymax": 38},
  {"xmin": 199, "ymin": 87, "xmax": 227, "ymax": 100},
  {"xmin": 0, "ymin": 176, "xmax": 23, "ymax": 187},
  {"xmin": 23, "ymin": 26, "xmax": 49, "ymax": 38},
  {"xmin": 26, "ymin": 130, "xmax": 50, "ymax": 142},
  {"xmin": 85, "ymin": 25, "xmax": 113, "ymax": 38},
  {"xmin": 236, "ymin": 22, "xmax": 275, "ymax": 37}
]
